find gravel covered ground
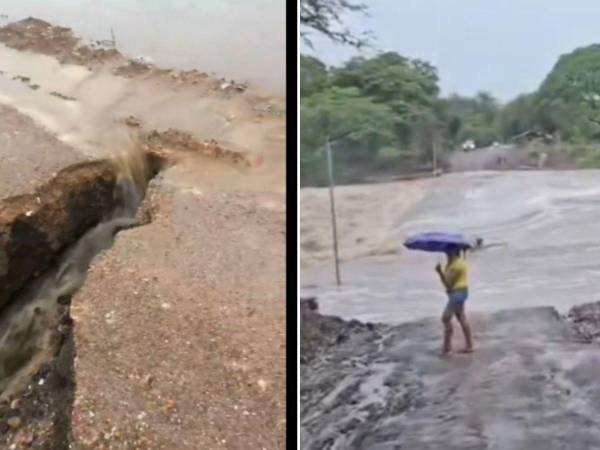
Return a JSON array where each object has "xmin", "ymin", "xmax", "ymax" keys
[{"xmin": 70, "ymin": 183, "xmax": 286, "ymax": 449}]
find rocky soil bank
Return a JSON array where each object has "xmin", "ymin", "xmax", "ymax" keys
[{"xmin": 301, "ymin": 298, "xmax": 600, "ymax": 450}]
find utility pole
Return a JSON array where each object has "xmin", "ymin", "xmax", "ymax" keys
[
  {"xmin": 325, "ymin": 138, "xmax": 341, "ymax": 286},
  {"xmin": 432, "ymin": 138, "xmax": 437, "ymax": 175},
  {"xmin": 431, "ymin": 119, "xmax": 441, "ymax": 176}
]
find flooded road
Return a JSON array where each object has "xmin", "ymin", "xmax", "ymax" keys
[{"xmin": 302, "ymin": 171, "xmax": 600, "ymax": 323}]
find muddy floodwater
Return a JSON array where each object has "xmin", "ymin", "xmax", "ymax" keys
[
  {"xmin": 0, "ymin": 0, "xmax": 285, "ymax": 95},
  {"xmin": 302, "ymin": 171, "xmax": 600, "ymax": 323}
]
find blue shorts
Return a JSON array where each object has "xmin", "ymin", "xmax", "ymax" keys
[{"xmin": 443, "ymin": 289, "xmax": 469, "ymax": 318}]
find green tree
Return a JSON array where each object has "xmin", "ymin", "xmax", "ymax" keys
[
  {"xmin": 331, "ymin": 52, "xmax": 440, "ymax": 105},
  {"xmin": 300, "ymin": 0, "xmax": 372, "ymax": 48},
  {"xmin": 437, "ymin": 92, "xmax": 501, "ymax": 148},
  {"xmin": 301, "ymin": 86, "xmax": 399, "ymax": 185},
  {"xmin": 301, "ymin": 55, "xmax": 329, "ymax": 97},
  {"xmin": 525, "ymin": 44, "xmax": 600, "ymax": 141},
  {"xmin": 499, "ymin": 93, "xmax": 535, "ymax": 139},
  {"xmin": 330, "ymin": 52, "xmax": 440, "ymax": 149}
]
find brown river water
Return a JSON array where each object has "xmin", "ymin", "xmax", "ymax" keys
[{"xmin": 302, "ymin": 170, "xmax": 600, "ymax": 323}]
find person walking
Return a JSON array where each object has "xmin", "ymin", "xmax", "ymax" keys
[{"xmin": 435, "ymin": 246, "xmax": 474, "ymax": 355}]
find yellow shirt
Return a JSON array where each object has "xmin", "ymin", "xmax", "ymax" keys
[{"xmin": 445, "ymin": 256, "xmax": 468, "ymax": 290}]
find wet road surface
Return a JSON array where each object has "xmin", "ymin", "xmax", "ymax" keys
[{"xmin": 301, "ymin": 304, "xmax": 600, "ymax": 450}]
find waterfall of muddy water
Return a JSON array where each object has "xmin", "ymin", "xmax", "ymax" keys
[{"xmin": 0, "ymin": 149, "xmax": 149, "ymax": 398}]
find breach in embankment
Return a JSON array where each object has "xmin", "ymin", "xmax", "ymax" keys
[{"xmin": 0, "ymin": 15, "xmax": 286, "ymax": 450}]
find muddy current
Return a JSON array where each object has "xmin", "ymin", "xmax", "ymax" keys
[
  {"xmin": 0, "ymin": 147, "xmax": 150, "ymax": 398},
  {"xmin": 302, "ymin": 170, "xmax": 600, "ymax": 323}
]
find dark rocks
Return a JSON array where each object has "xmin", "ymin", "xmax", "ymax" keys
[
  {"xmin": 57, "ymin": 295, "xmax": 71, "ymax": 305},
  {"xmin": 567, "ymin": 301, "xmax": 600, "ymax": 342},
  {"xmin": 124, "ymin": 115, "xmax": 141, "ymax": 128},
  {"xmin": 300, "ymin": 297, "xmax": 318, "ymax": 313},
  {"xmin": 300, "ymin": 298, "xmax": 382, "ymax": 365},
  {"xmin": 49, "ymin": 91, "xmax": 77, "ymax": 101},
  {"xmin": 113, "ymin": 60, "xmax": 153, "ymax": 77}
]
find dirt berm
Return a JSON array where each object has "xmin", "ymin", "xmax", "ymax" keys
[
  {"xmin": 0, "ymin": 161, "xmax": 117, "ymax": 309},
  {"xmin": 301, "ymin": 298, "xmax": 600, "ymax": 450}
]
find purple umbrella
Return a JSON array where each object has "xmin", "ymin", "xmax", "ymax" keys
[{"xmin": 404, "ymin": 232, "xmax": 472, "ymax": 253}]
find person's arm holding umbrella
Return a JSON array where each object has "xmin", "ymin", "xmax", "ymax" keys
[{"xmin": 404, "ymin": 233, "xmax": 474, "ymax": 356}]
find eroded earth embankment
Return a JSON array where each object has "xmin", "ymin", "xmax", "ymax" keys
[
  {"xmin": 0, "ymin": 15, "xmax": 285, "ymax": 450},
  {"xmin": 301, "ymin": 298, "xmax": 600, "ymax": 450},
  {"xmin": 0, "ymin": 155, "xmax": 149, "ymax": 448}
]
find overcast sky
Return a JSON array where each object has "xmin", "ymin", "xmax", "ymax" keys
[{"xmin": 303, "ymin": 0, "xmax": 600, "ymax": 102}]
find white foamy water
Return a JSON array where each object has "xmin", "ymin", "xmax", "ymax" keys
[
  {"xmin": 0, "ymin": 0, "xmax": 285, "ymax": 95},
  {"xmin": 302, "ymin": 171, "xmax": 600, "ymax": 323}
]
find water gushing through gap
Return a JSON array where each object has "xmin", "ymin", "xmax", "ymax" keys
[{"xmin": 0, "ymin": 145, "xmax": 154, "ymax": 398}]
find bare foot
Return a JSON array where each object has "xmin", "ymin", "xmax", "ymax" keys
[
  {"xmin": 458, "ymin": 348, "xmax": 474, "ymax": 354},
  {"xmin": 440, "ymin": 348, "xmax": 452, "ymax": 357}
]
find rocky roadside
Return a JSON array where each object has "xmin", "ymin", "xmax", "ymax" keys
[{"xmin": 301, "ymin": 298, "xmax": 600, "ymax": 450}]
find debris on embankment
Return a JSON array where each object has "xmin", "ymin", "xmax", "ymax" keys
[
  {"xmin": 0, "ymin": 17, "xmax": 250, "ymax": 98},
  {"xmin": 0, "ymin": 17, "xmax": 121, "ymax": 66},
  {"xmin": 301, "ymin": 298, "xmax": 600, "ymax": 450}
]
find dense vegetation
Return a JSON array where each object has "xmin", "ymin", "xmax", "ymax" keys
[
  {"xmin": 300, "ymin": 52, "xmax": 504, "ymax": 186},
  {"xmin": 301, "ymin": 44, "xmax": 600, "ymax": 186}
]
